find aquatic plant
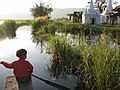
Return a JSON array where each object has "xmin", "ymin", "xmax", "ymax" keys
[{"xmin": 48, "ymin": 34, "xmax": 120, "ymax": 90}]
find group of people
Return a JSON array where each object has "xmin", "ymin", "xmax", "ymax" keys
[{"xmin": 0, "ymin": 49, "xmax": 34, "ymax": 90}]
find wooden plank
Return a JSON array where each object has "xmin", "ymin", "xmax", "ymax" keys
[{"xmin": 3, "ymin": 75, "xmax": 19, "ymax": 90}]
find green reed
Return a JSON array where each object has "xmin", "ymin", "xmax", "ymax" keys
[
  {"xmin": 48, "ymin": 34, "xmax": 120, "ymax": 90},
  {"xmin": 81, "ymin": 37, "xmax": 119, "ymax": 90}
]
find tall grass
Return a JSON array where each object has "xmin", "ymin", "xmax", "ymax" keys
[
  {"xmin": 48, "ymin": 34, "xmax": 120, "ymax": 90},
  {"xmin": 81, "ymin": 36, "xmax": 119, "ymax": 90},
  {"xmin": 31, "ymin": 19, "xmax": 120, "ymax": 89}
]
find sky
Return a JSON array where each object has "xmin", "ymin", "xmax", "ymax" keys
[{"xmin": 0, "ymin": 0, "xmax": 120, "ymax": 19}]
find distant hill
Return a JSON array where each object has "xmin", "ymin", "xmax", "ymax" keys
[
  {"xmin": 0, "ymin": 8, "xmax": 85, "ymax": 20},
  {"xmin": 51, "ymin": 8, "xmax": 85, "ymax": 19}
]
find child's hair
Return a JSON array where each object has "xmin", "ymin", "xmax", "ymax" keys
[{"xmin": 16, "ymin": 49, "xmax": 27, "ymax": 58}]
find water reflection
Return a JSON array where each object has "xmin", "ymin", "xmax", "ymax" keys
[
  {"xmin": 32, "ymin": 37, "xmax": 48, "ymax": 54},
  {"xmin": 0, "ymin": 26, "xmax": 77, "ymax": 90},
  {"xmin": 1, "ymin": 25, "xmax": 119, "ymax": 90},
  {"xmin": 0, "ymin": 20, "xmax": 16, "ymax": 41},
  {"xmin": 0, "ymin": 20, "xmax": 4, "ymax": 24}
]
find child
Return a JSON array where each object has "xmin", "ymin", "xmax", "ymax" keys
[{"xmin": 0, "ymin": 49, "xmax": 34, "ymax": 90}]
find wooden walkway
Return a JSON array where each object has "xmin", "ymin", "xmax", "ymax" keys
[{"xmin": 2, "ymin": 75, "xmax": 19, "ymax": 90}]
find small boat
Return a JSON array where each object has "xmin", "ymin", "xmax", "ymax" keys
[
  {"xmin": 2, "ymin": 75, "xmax": 34, "ymax": 90},
  {"xmin": 2, "ymin": 75, "xmax": 19, "ymax": 90},
  {"xmin": 2, "ymin": 74, "xmax": 70, "ymax": 90}
]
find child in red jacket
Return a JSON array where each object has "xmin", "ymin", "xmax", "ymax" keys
[{"xmin": 0, "ymin": 49, "xmax": 34, "ymax": 90}]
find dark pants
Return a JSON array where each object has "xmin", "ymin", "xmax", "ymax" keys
[{"xmin": 16, "ymin": 76, "xmax": 34, "ymax": 90}]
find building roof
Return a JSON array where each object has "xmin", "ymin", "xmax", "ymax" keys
[
  {"xmin": 102, "ymin": 0, "xmax": 113, "ymax": 15},
  {"xmin": 87, "ymin": 0, "xmax": 96, "ymax": 14}
]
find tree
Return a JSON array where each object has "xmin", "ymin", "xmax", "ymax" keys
[
  {"xmin": 94, "ymin": 0, "xmax": 107, "ymax": 13},
  {"xmin": 30, "ymin": 1, "xmax": 53, "ymax": 19},
  {"xmin": 94, "ymin": 0, "xmax": 118, "ymax": 13}
]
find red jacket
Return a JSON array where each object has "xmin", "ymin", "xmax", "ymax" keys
[{"xmin": 3, "ymin": 58, "xmax": 33, "ymax": 78}]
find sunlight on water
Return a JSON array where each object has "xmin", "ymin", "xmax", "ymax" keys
[
  {"xmin": 0, "ymin": 38, "xmax": 16, "ymax": 56},
  {"xmin": 0, "ymin": 20, "xmax": 4, "ymax": 24},
  {"xmin": 0, "ymin": 26, "xmax": 34, "ymax": 57}
]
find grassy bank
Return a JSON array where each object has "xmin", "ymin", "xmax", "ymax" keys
[
  {"xmin": 31, "ymin": 19, "xmax": 120, "ymax": 40},
  {"xmin": 0, "ymin": 19, "xmax": 34, "ymax": 40}
]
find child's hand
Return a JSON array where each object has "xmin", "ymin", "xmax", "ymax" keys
[{"xmin": 0, "ymin": 61, "xmax": 4, "ymax": 64}]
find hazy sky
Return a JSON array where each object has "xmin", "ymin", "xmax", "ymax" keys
[
  {"xmin": 0, "ymin": 0, "xmax": 89, "ymax": 13},
  {"xmin": 0, "ymin": 0, "xmax": 119, "ymax": 19}
]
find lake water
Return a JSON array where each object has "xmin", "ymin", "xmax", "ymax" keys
[
  {"xmin": 0, "ymin": 20, "xmax": 4, "ymax": 24},
  {"xmin": 0, "ymin": 26, "xmax": 77, "ymax": 90}
]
